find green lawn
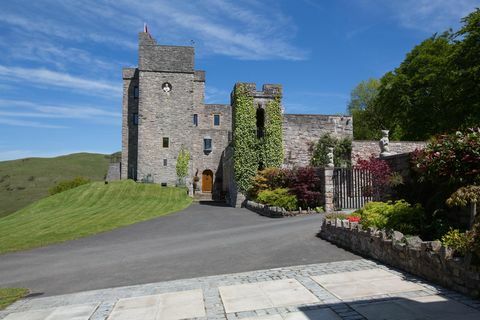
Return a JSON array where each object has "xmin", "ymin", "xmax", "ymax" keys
[
  {"xmin": 0, "ymin": 180, "xmax": 191, "ymax": 254},
  {"xmin": 0, "ymin": 152, "xmax": 117, "ymax": 218},
  {"xmin": 0, "ymin": 288, "xmax": 29, "ymax": 310}
]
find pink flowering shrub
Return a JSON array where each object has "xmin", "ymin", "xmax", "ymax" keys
[{"xmin": 412, "ymin": 128, "xmax": 480, "ymax": 186}]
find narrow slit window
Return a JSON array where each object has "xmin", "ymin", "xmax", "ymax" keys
[
  {"xmin": 163, "ymin": 137, "xmax": 169, "ymax": 148},
  {"xmin": 163, "ymin": 158, "xmax": 167, "ymax": 166},
  {"xmin": 133, "ymin": 86, "xmax": 139, "ymax": 99},
  {"xmin": 213, "ymin": 114, "xmax": 220, "ymax": 126},
  {"xmin": 193, "ymin": 114, "xmax": 198, "ymax": 126}
]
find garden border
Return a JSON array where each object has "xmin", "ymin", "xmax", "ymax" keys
[
  {"xmin": 319, "ymin": 218, "xmax": 480, "ymax": 298},
  {"xmin": 244, "ymin": 200, "xmax": 320, "ymax": 218}
]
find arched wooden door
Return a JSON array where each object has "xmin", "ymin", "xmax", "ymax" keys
[{"xmin": 202, "ymin": 170, "xmax": 213, "ymax": 192}]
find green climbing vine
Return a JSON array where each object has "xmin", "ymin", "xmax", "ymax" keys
[
  {"xmin": 263, "ymin": 96, "xmax": 284, "ymax": 168},
  {"xmin": 176, "ymin": 146, "xmax": 190, "ymax": 186},
  {"xmin": 233, "ymin": 84, "xmax": 258, "ymax": 192}
]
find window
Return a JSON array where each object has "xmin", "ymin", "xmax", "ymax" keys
[
  {"xmin": 161, "ymin": 182, "xmax": 167, "ymax": 187},
  {"xmin": 213, "ymin": 114, "xmax": 220, "ymax": 126},
  {"xmin": 256, "ymin": 108, "xmax": 265, "ymax": 138},
  {"xmin": 163, "ymin": 158, "xmax": 167, "ymax": 166},
  {"xmin": 203, "ymin": 137, "xmax": 212, "ymax": 152},
  {"xmin": 132, "ymin": 113, "xmax": 139, "ymax": 125},
  {"xmin": 163, "ymin": 137, "xmax": 169, "ymax": 148},
  {"xmin": 133, "ymin": 86, "xmax": 139, "ymax": 99},
  {"xmin": 193, "ymin": 114, "xmax": 198, "ymax": 126}
]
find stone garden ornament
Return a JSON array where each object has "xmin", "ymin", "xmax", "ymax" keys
[
  {"xmin": 327, "ymin": 147, "xmax": 334, "ymax": 168},
  {"xmin": 379, "ymin": 130, "xmax": 392, "ymax": 157}
]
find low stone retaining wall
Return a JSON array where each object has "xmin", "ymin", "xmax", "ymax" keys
[
  {"xmin": 244, "ymin": 200, "xmax": 320, "ymax": 218},
  {"xmin": 319, "ymin": 219, "xmax": 480, "ymax": 298}
]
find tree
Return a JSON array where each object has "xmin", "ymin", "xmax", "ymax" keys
[
  {"xmin": 349, "ymin": 8, "xmax": 480, "ymax": 141},
  {"xmin": 176, "ymin": 147, "xmax": 190, "ymax": 186},
  {"xmin": 347, "ymin": 78, "xmax": 380, "ymax": 114}
]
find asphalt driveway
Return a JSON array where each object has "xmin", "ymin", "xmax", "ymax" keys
[{"xmin": 0, "ymin": 203, "xmax": 359, "ymax": 296}]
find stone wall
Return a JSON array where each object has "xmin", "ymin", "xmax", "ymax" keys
[
  {"xmin": 320, "ymin": 220, "xmax": 480, "ymax": 298},
  {"xmin": 283, "ymin": 115, "xmax": 353, "ymax": 167},
  {"xmin": 191, "ymin": 104, "xmax": 231, "ymax": 196},
  {"xmin": 352, "ymin": 140, "xmax": 426, "ymax": 164},
  {"xmin": 121, "ymin": 68, "xmax": 139, "ymax": 180},
  {"xmin": 244, "ymin": 200, "xmax": 320, "ymax": 218},
  {"xmin": 106, "ymin": 163, "xmax": 121, "ymax": 182}
]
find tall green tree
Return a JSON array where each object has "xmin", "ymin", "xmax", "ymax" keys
[
  {"xmin": 350, "ymin": 8, "xmax": 480, "ymax": 141},
  {"xmin": 347, "ymin": 78, "xmax": 380, "ymax": 114}
]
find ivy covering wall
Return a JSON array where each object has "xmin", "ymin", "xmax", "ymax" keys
[
  {"xmin": 233, "ymin": 84, "xmax": 258, "ymax": 192},
  {"xmin": 263, "ymin": 96, "xmax": 284, "ymax": 168}
]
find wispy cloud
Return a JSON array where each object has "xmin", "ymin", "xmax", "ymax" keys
[
  {"xmin": 205, "ymin": 86, "xmax": 230, "ymax": 104},
  {"xmin": 0, "ymin": 99, "xmax": 119, "ymax": 128},
  {"xmin": 0, "ymin": 66, "xmax": 121, "ymax": 97},
  {"xmin": 0, "ymin": 118, "xmax": 67, "ymax": 129},
  {"xmin": 362, "ymin": 0, "xmax": 479, "ymax": 33},
  {"xmin": 111, "ymin": 0, "xmax": 308, "ymax": 60}
]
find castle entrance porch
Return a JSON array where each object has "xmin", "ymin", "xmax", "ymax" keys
[{"xmin": 202, "ymin": 169, "xmax": 213, "ymax": 192}]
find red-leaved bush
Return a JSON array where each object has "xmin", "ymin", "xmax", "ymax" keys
[
  {"xmin": 288, "ymin": 167, "xmax": 323, "ymax": 208},
  {"xmin": 412, "ymin": 128, "xmax": 480, "ymax": 186},
  {"xmin": 355, "ymin": 155, "xmax": 392, "ymax": 199}
]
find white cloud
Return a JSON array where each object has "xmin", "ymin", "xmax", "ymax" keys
[
  {"xmin": 0, "ymin": 99, "xmax": 120, "ymax": 129},
  {"xmin": 205, "ymin": 86, "xmax": 230, "ymax": 104},
  {"xmin": 365, "ymin": 0, "xmax": 479, "ymax": 32},
  {"xmin": 0, "ymin": 118, "xmax": 67, "ymax": 129},
  {"xmin": 108, "ymin": 0, "xmax": 307, "ymax": 60},
  {"xmin": 0, "ymin": 65, "xmax": 121, "ymax": 96}
]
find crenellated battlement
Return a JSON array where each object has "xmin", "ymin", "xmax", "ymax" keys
[{"xmin": 232, "ymin": 82, "xmax": 282, "ymax": 98}]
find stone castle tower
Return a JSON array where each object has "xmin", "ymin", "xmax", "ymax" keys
[{"xmin": 121, "ymin": 31, "xmax": 353, "ymax": 204}]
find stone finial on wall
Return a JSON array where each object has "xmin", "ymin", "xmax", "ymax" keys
[
  {"xmin": 379, "ymin": 130, "xmax": 392, "ymax": 157},
  {"xmin": 327, "ymin": 147, "xmax": 334, "ymax": 168}
]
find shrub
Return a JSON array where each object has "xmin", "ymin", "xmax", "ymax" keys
[
  {"xmin": 176, "ymin": 147, "xmax": 190, "ymax": 185},
  {"xmin": 412, "ymin": 128, "xmax": 480, "ymax": 187},
  {"xmin": 249, "ymin": 167, "xmax": 289, "ymax": 198},
  {"xmin": 442, "ymin": 229, "xmax": 472, "ymax": 255},
  {"xmin": 356, "ymin": 200, "xmax": 425, "ymax": 235},
  {"xmin": 257, "ymin": 188, "xmax": 298, "ymax": 211},
  {"xmin": 289, "ymin": 167, "xmax": 322, "ymax": 208},
  {"xmin": 49, "ymin": 177, "xmax": 91, "ymax": 195},
  {"xmin": 311, "ymin": 133, "xmax": 352, "ymax": 167}
]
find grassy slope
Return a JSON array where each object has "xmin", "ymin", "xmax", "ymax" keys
[
  {"xmin": 0, "ymin": 153, "xmax": 113, "ymax": 218},
  {"xmin": 0, "ymin": 180, "xmax": 191, "ymax": 254},
  {"xmin": 0, "ymin": 288, "xmax": 29, "ymax": 310}
]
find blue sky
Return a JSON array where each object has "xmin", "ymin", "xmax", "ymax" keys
[{"xmin": 0, "ymin": 0, "xmax": 478, "ymax": 160}]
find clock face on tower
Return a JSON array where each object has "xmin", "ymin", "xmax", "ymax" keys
[{"xmin": 162, "ymin": 82, "xmax": 172, "ymax": 93}]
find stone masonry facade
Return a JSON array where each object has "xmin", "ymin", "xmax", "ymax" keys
[{"xmin": 121, "ymin": 31, "xmax": 353, "ymax": 201}]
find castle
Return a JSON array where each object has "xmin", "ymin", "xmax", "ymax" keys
[{"xmin": 121, "ymin": 31, "xmax": 353, "ymax": 205}]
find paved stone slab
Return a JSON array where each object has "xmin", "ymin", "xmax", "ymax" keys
[
  {"xmin": 284, "ymin": 309, "xmax": 341, "ymax": 320},
  {"xmin": 3, "ymin": 303, "xmax": 98, "ymax": 320},
  {"xmin": 312, "ymin": 268, "xmax": 424, "ymax": 299},
  {"xmin": 352, "ymin": 295, "xmax": 480, "ymax": 320},
  {"xmin": 219, "ymin": 279, "xmax": 319, "ymax": 313},
  {"xmin": 241, "ymin": 315, "xmax": 283, "ymax": 320},
  {"xmin": 107, "ymin": 289, "xmax": 205, "ymax": 320}
]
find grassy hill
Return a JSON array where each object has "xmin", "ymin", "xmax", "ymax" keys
[
  {"xmin": 0, "ymin": 180, "xmax": 191, "ymax": 254},
  {"xmin": 0, "ymin": 153, "xmax": 116, "ymax": 218}
]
